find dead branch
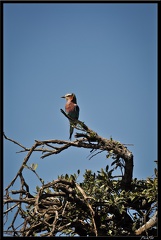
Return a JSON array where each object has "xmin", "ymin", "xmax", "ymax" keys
[
  {"xmin": 3, "ymin": 111, "xmax": 133, "ymax": 190},
  {"xmin": 135, "ymin": 210, "xmax": 158, "ymax": 235},
  {"xmin": 4, "ymin": 177, "xmax": 99, "ymax": 236}
]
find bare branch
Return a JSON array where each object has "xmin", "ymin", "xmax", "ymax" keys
[
  {"xmin": 3, "ymin": 132, "xmax": 29, "ymax": 151},
  {"xmin": 75, "ymin": 183, "xmax": 97, "ymax": 236},
  {"xmin": 4, "ymin": 113, "xmax": 134, "ymax": 190},
  {"xmin": 5, "ymin": 141, "xmax": 40, "ymax": 191},
  {"xmin": 135, "ymin": 211, "xmax": 158, "ymax": 235}
]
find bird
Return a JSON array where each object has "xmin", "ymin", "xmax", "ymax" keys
[{"xmin": 61, "ymin": 93, "xmax": 80, "ymax": 140}]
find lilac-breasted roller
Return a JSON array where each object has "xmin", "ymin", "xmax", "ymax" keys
[{"xmin": 61, "ymin": 93, "xmax": 80, "ymax": 140}]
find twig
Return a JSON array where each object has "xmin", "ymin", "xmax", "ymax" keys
[
  {"xmin": 88, "ymin": 150, "xmax": 104, "ymax": 160},
  {"xmin": 5, "ymin": 141, "xmax": 40, "ymax": 191},
  {"xmin": 3, "ymin": 132, "xmax": 29, "ymax": 151},
  {"xmin": 3, "ymin": 202, "xmax": 19, "ymax": 214},
  {"xmin": 75, "ymin": 183, "xmax": 97, "ymax": 236},
  {"xmin": 48, "ymin": 211, "xmax": 58, "ymax": 237}
]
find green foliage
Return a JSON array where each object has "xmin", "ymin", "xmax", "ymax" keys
[
  {"xmin": 4, "ymin": 162, "xmax": 158, "ymax": 237},
  {"xmin": 50, "ymin": 164, "xmax": 157, "ymax": 236}
]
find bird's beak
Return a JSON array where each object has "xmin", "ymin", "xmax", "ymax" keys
[{"xmin": 61, "ymin": 96, "xmax": 65, "ymax": 98}]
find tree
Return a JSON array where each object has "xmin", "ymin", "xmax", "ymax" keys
[{"xmin": 3, "ymin": 110, "xmax": 158, "ymax": 237}]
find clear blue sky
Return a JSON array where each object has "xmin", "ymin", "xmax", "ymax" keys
[{"xmin": 3, "ymin": 2, "xmax": 157, "ymax": 233}]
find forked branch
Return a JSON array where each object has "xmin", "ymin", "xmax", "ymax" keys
[{"xmin": 3, "ymin": 111, "xmax": 133, "ymax": 190}]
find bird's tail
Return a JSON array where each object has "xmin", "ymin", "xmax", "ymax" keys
[{"xmin": 69, "ymin": 124, "xmax": 74, "ymax": 140}]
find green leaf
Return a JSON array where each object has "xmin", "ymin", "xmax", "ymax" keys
[
  {"xmin": 111, "ymin": 159, "xmax": 119, "ymax": 166},
  {"xmin": 31, "ymin": 163, "xmax": 38, "ymax": 171},
  {"xmin": 36, "ymin": 186, "xmax": 40, "ymax": 192},
  {"xmin": 105, "ymin": 165, "xmax": 109, "ymax": 172},
  {"xmin": 65, "ymin": 174, "xmax": 69, "ymax": 179},
  {"xmin": 70, "ymin": 174, "xmax": 75, "ymax": 181}
]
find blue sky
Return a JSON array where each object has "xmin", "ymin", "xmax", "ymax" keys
[{"xmin": 3, "ymin": 2, "xmax": 157, "ymax": 233}]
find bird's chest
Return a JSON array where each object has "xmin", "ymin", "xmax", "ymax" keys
[{"xmin": 65, "ymin": 102, "xmax": 76, "ymax": 114}]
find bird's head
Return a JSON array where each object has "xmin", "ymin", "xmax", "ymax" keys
[{"xmin": 61, "ymin": 93, "xmax": 77, "ymax": 103}]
